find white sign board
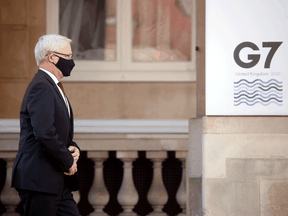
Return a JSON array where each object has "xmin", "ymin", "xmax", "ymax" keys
[{"xmin": 206, "ymin": 0, "xmax": 288, "ymax": 115}]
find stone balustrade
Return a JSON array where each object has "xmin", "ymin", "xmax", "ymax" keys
[
  {"xmin": 0, "ymin": 130, "xmax": 189, "ymax": 216},
  {"xmin": 0, "ymin": 152, "xmax": 19, "ymax": 216}
]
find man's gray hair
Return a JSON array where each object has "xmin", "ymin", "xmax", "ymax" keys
[{"xmin": 34, "ymin": 34, "xmax": 72, "ymax": 66}]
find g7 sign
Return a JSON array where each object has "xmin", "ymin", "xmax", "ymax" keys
[{"xmin": 234, "ymin": 42, "xmax": 283, "ymax": 69}]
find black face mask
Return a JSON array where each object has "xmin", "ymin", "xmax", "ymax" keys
[{"xmin": 53, "ymin": 55, "xmax": 75, "ymax": 77}]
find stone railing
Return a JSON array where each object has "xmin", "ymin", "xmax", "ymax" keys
[{"xmin": 0, "ymin": 120, "xmax": 189, "ymax": 216}]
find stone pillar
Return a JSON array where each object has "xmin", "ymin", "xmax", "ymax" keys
[
  {"xmin": 0, "ymin": 152, "xmax": 20, "ymax": 216},
  {"xmin": 146, "ymin": 151, "xmax": 168, "ymax": 216},
  {"xmin": 87, "ymin": 151, "xmax": 110, "ymax": 216},
  {"xmin": 175, "ymin": 151, "xmax": 187, "ymax": 216},
  {"xmin": 189, "ymin": 118, "xmax": 203, "ymax": 216},
  {"xmin": 116, "ymin": 151, "xmax": 139, "ymax": 216},
  {"xmin": 190, "ymin": 117, "xmax": 288, "ymax": 216}
]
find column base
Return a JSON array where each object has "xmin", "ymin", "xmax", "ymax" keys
[
  {"xmin": 2, "ymin": 213, "xmax": 19, "ymax": 216},
  {"xmin": 89, "ymin": 209, "xmax": 109, "ymax": 216},
  {"xmin": 119, "ymin": 212, "xmax": 138, "ymax": 216},
  {"xmin": 148, "ymin": 212, "xmax": 167, "ymax": 216},
  {"xmin": 89, "ymin": 212, "xmax": 109, "ymax": 216}
]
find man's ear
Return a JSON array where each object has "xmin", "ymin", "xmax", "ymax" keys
[
  {"xmin": 45, "ymin": 52, "xmax": 54, "ymax": 64},
  {"xmin": 47, "ymin": 53, "xmax": 54, "ymax": 63}
]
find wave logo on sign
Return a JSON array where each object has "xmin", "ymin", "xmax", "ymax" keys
[{"xmin": 234, "ymin": 79, "xmax": 283, "ymax": 106}]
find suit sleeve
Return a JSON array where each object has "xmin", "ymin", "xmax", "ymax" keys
[
  {"xmin": 27, "ymin": 82, "xmax": 74, "ymax": 171},
  {"xmin": 68, "ymin": 141, "xmax": 81, "ymax": 152}
]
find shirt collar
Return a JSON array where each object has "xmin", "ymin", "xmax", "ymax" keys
[{"xmin": 39, "ymin": 68, "xmax": 59, "ymax": 85}]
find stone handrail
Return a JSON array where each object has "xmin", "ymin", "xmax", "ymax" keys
[{"xmin": 0, "ymin": 120, "xmax": 189, "ymax": 216}]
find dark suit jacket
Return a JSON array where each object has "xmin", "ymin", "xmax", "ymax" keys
[{"xmin": 12, "ymin": 69, "xmax": 80, "ymax": 194}]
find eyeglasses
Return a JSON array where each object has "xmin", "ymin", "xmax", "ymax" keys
[
  {"xmin": 46, "ymin": 52, "xmax": 73, "ymax": 59},
  {"xmin": 53, "ymin": 52, "xmax": 73, "ymax": 59}
]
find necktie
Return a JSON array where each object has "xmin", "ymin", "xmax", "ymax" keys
[
  {"xmin": 57, "ymin": 82, "xmax": 66, "ymax": 96},
  {"xmin": 58, "ymin": 82, "xmax": 71, "ymax": 133},
  {"xmin": 58, "ymin": 82, "xmax": 70, "ymax": 118}
]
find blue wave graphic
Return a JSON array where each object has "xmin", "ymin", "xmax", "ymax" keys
[
  {"xmin": 234, "ymin": 94, "xmax": 282, "ymax": 100},
  {"xmin": 234, "ymin": 97, "xmax": 282, "ymax": 104},
  {"xmin": 259, "ymin": 86, "xmax": 282, "ymax": 91},
  {"xmin": 234, "ymin": 101, "xmax": 283, "ymax": 106},
  {"xmin": 234, "ymin": 90, "xmax": 283, "ymax": 96},
  {"xmin": 234, "ymin": 86, "xmax": 283, "ymax": 92},
  {"xmin": 234, "ymin": 79, "xmax": 282, "ymax": 84},
  {"xmin": 234, "ymin": 79, "xmax": 283, "ymax": 106},
  {"xmin": 234, "ymin": 82, "xmax": 282, "ymax": 89}
]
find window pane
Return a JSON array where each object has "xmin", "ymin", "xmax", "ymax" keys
[
  {"xmin": 59, "ymin": 0, "xmax": 116, "ymax": 61},
  {"xmin": 132, "ymin": 0, "xmax": 192, "ymax": 62}
]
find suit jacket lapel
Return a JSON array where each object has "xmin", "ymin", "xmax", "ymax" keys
[
  {"xmin": 38, "ymin": 70, "xmax": 70, "ymax": 123},
  {"xmin": 67, "ymin": 98, "xmax": 74, "ymax": 141}
]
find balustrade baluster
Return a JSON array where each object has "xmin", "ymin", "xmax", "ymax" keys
[
  {"xmin": 116, "ymin": 151, "xmax": 139, "ymax": 216},
  {"xmin": 146, "ymin": 151, "xmax": 168, "ymax": 216},
  {"xmin": 176, "ymin": 151, "xmax": 187, "ymax": 216},
  {"xmin": 0, "ymin": 152, "xmax": 20, "ymax": 216},
  {"xmin": 87, "ymin": 151, "xmax": 110, "ymax": 216}
]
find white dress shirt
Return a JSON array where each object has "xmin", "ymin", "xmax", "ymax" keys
[{"xmin": 39, "ymin": 68, "xmax": 70, "ymax": 117}]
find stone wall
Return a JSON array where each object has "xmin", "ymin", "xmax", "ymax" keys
[
  {"xmin": 189, "ymin": 117, "xmax": 288, "ymax": 216},
  {"xmin": 0, "ymin": 0, "xmax": 197, "ymax": 120}
]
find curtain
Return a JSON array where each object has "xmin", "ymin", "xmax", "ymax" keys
[{"xmin": 60, "ymin": 0, "xmax": 106, "ymax": 60}]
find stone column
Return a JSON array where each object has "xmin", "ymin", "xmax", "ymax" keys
[
  {"xmin": 0, "ymin": 152, "xmax": 20, "ymax": 216},
  {"xmin": 190, "ymin": 117, "xmax": 288, "ymax": 216},
  {"xmin": 176, "ymin": 151, "xmax": 187, "ymax": 216},
  {"xmin": 146, "ymin": 151, "xmax": 168, "ymax": 216},
  {"xmin": 116, "ymin": 151, "xmax": 139, "ymax": 216},
  {"xmin": 87, "ymin": 151, "xmax": 110, "ymax": 216}
]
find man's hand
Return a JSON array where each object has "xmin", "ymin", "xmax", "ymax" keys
[
  {"xmin": 64, "ymin": 146, "xmax": 80, "ymax": 175},
  {"xmin": 64, "ymin": 160, "xmax": 77, "ymax": 176},
  {"xmin": 68, "ymin": 146, "xmax": 80, "ymax": 162}
]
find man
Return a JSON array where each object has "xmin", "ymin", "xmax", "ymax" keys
[{"xmin": 11, "ymin": 34, "xmax": 81, "ymax": 216}]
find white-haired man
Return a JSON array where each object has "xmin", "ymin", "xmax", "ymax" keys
[{"xmin": 12, "ymin": 34, "xmax": 81, "ymax": 216}]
